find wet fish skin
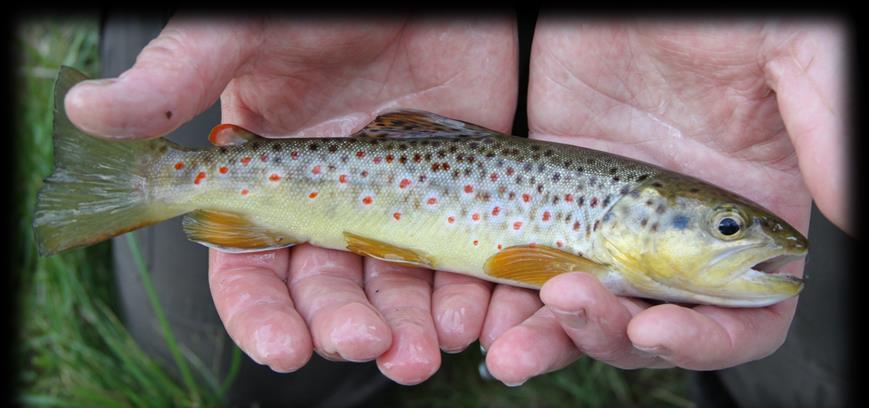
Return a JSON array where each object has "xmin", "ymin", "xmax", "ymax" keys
[{"xmin": 34, "ymin": 66, "xmax": 808, "ymax": 307}]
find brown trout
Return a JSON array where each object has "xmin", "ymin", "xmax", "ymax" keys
[{"xmin": 35, "ymin": 66, "xmax": 808, "ymax": 307}]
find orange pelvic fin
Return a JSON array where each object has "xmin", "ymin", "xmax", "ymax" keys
[{"xmin": 343, "ymin": 231, "xmax": 433, "ymax": 268}]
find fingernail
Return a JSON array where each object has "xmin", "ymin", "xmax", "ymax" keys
[
  {"xmin": 479, "ymin": 343, "xmax": 487, "ymax": 355},
  {"xmin": 478, "ymin": 361, "xmax": 495, "ymax": 381},
  {"xmin": 634, "ymin": 344, "xmax": 669, "ymax": 356},
  {"xmin": 550, "ymin": 307, "xmax": 587, "ymax": 329},
  {"xmin": 503, "ymin": 378, "xmax": 527, "ymax": 387}
]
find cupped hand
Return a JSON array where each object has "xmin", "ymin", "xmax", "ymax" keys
[
  {"xmin": 482, "ymin": 19, "xmax": 845, "ymax": 385},
  {"xmin": 65, "ymin": 15, "xmax": 518, "ymax": 384}
]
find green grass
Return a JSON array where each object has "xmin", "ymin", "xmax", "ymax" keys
[
  {"xmin": 15, "ymin": 19, "xmax": 239, "ymax": 407},
  {"xmin": 15, "ymin": 17, "xmax": 691, "ymax": 408}
]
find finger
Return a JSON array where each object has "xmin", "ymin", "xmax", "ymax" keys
[
  {"xmin": 208, "ymin": 248, "xmax": 312, "ymax": 373},
  {"xmin": 364, "ymin": 259, "xmax": 440, "ymax": 385},
  {"xmin": 627, "ymin": 298, "xmax": 798, "ymax": 370},
  {"xmin": 484, "ymin": 307, "xmax": 581, "ymax": 387},
  {"xmin": 431, "ymin": 271, "xmax": 493, "ymax": 353},
  {"xmin": 540, "ymin": 272, "xmax": 671, "ymax": 369},
  {"xmin": 479, "ymin": 285, "xmax": 541, "ymax": 351},
  {"xmin": 65, "ymin": 17, "xmax": 257, "ymax": 139},
  {"xmin": 287, "ymin": 245, "xmax": 391, "ymax": 362},
  {"xmin": 762, "ymin": 25, "xmax": 849, "ymax": 233}
]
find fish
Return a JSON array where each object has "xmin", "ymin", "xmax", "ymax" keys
[{"xmin": 34, "ymin": 66, "xmax": 808, "ymax": 307}]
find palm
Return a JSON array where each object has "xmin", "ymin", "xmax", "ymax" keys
[
  {"xmin": 218, "ymin": 18, "xmax": 516, "ymax": 136},
  {"xmin": 528, "ymin": 23, "xmax": 810, "ymax": 228}
]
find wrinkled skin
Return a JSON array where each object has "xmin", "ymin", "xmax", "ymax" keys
[{"xmin": 66, "ymin": 14, "xmax": 846, "ymax": 387}]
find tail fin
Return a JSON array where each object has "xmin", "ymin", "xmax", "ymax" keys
[{"xmin": 34, "ymin": 66, "xmax": 189, "ymax": 256}]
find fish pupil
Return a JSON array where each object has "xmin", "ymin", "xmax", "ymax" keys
[{"xmin": 718, "ymin": 218, "xmax": 741, "ymax": 236}]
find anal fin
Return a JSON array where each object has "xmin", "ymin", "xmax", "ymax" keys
[
  {"xmin": 484, "ymin": 245, "xmax": 608, "ymax": 288},
  {"xmin": 183, "ymin": 210, "xmax": 297, "ymax": 252},
  {"xmin": 343, "ymin": 231, "xmax": 433, "ymax": 268}
]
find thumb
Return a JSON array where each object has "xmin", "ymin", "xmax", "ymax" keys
[
  {"xmin": 763, "ymin": 25, "xmax": 850, "ymax": 234},
  {"xmin": 65, "ymin": 17, "xmax": 258, "ymax": 139}
]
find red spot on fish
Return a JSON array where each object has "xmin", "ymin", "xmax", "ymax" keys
[
  {"xmin": 413, "ymin": 153, "xmax": 422, "ymax": 162},
  {"xmin": 194, "ymin": 171, "xmax": 206, "ymax": 185},
  {"xmin": 490, "ymin": 173, "xmax": 498, "ymax": 182},
  {"xmin": 590, "ymin": 197, "xmax": 599, "ymax": 208},
  {"xmin": 565, "ymin": 194, "xmax": 574, "ymax": 202},
  {"xmin": 291, "ymin": 151, "xmax": 299, "ymax": 160},
  {"xmin": 219, "ymin": 166, "xmax": 228, "ymax": 174},
  {"xmin": 506, "ymin": 167, "xmax": 514, "ymax": 176},
  {"xmin": 464, "ymin": 185, "xmax": 474, "ymax": 193},
  {"xmin": 269, "ymin": 173, "xmax": 281, "ymax": 182},
  {"xmin": 542, "ymin": 211, "xmax": 551, "ymax": 222},
  {"xmin": 361, "ymin": 171, "xmax": 368, "ymax": 178},
  {"xmin": 497, "ymin": 244, "xmax": 502, "ymax": 250},
  {"xmin": 427, "ymin": 197, "xmax": 438, "ymax": 205},
  {"xmin": 522, "ymin": 193, "xmax": 531, "ymax": 203},
  {"xmin": 472, "ymin": 213, "xmax": 480, "ymax": 221},
  {"xmin": 339, "ymin": 174, "xmax": 348, "ymax": 184},
  {"xmin": 509, "ymin": 192, "xmax": 516, "ymax": 200},
  {"xmin": 399, "ymin": 179, "xmax": 411, "ymax": 189},
  {"xmin": 448, "ymin": 216, "xmax": 456, "ymax": 224},
  {"xmin": 393, "ymin": 212, "xmax": 401, "ymax": 221},
  {"xmin": 491, "ymin": 206, "xmax": 501, "ymax": 216},
  {"xmin": 174, "ymin": 161, "xmax": 184, "ymax": 170},
  {"xmin": 385, "ymin": 154, "xmax": 394, "ymax": 163},
  {"xmin": 513, "ymin": 221, "xmax": 523, "ymax": 230},
  {"xmin": 473, "ymin": 240, "xmax": 479, "ymax": 246},
  {"xmin": 356, "ymin": 151, "xmax": 365, "ymax": 158},
  {"xmin": 260, "ymin": 154, "xmax": 268, "ymax": 162},
  {"xmin": 241, "ymin": 157, "xmax": 252, "ymax": 166},
  {"xmin": 312, "ymin": 165, "xmax": 321, "ymax": 175},
  {"xmin": 240, "ymin": 188, "xmax": 249, "ymax": 196},
  {"xmin": 362, "ymin": 196, "xmax": 373, "ymax": 205},
  {"xmin": 529, "ymin": 243, "xmax": 537, "ymax": 248},
  {"xmin": 556, "ymin": 241, "xmax": 564, "ymax": 248},
  {"xmin": 442, "ymin": 162, "xmax": 450, "ymax": 171},
  {"xmin": 573, "ymin": 221, "xmax": 581, "ymax": 231},
  {"xmin": 309, "ymin": 192, "xmax": 318, "ymax": 199},
  {"xmin": 373, "ymin": 156, "xmax": 382, "ymax": 164},
  {"xmin": 432, "ymin": 163, "xmax": 441, "ymax": 171}
]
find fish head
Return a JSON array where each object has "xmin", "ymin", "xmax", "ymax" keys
[{"xmin": 598, "ymin": 174, "xmax": 808, "ymax": 307}]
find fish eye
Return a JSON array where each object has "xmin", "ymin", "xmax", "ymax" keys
[{"xmin": 711, "ymin": 210, "xmax": 746, "ymax": 240}]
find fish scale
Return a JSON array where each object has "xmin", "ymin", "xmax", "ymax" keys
[{"xmin": 35, "ymin": 67, "xmax": 809, "ymax": 307}]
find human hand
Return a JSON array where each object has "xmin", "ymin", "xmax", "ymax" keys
[
  {"xmin": 480, "ymin": 19, "xmax": 845, "ymax": 385},
  {"xmin": 64, "ymin": 15, "xmax": 518, "ymax": 384}
]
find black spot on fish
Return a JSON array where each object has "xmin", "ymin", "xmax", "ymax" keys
[
  {"xmin": 219, "ymin": 147, "xmax": 228, "ymax": 154},
  {"xmin": 328, "ymin": 145, "xmax": 337, "ymax": 153},
  {"xmin": 165, "ymin": 111, "xmax": 173, "ymax": 119},
  {"xmin": 273, "ymin": 157, "xmax": 282, "ymax": 164},
  {"xmin": 252, "ymin": 142, "xmax": 260, "ymax": 149},
  {"xmin": 656, "ymin": 204, "xmax": 666, "ymax": 214},
  {"xmin": 652, "ymin": 182, "xmax": 663, "ymax": 188},
  {"xmin": 637, "ymin": 174, "xmax": 649, "ymax": 182},
  {"xmin": 552, "ymin": 173, "xmax": 561, "ymax": 182},
  {"xmin": 609, "ymin": 167, "xmax": 618, "ymax": 174},
  {"xmin": 272, "ymin": 144, "xmax": 283, "ymax": 152},
  {"xmin": 672, "ymin": 214, "xmax": 690, "ymax": 230}
]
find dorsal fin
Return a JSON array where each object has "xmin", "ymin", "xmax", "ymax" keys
[
  {"xmin": 208, "ymin": 124, "xmax": 266, "ymax": 146},
  {"xmin": 352, "ymin": 110, "xmax": 503, "ymax": 139}
]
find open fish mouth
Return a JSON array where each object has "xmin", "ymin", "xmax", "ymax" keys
[{"xmin": 749, "ymin": 253, "xmax": 805, "ymax": 281}]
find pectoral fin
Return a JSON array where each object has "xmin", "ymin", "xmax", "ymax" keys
[
  {"xmin": 183, "ymin": 210, "xmax": 297, "ymax": 252},
  {"xmin": 484, "ymin": 246, "xmax": 608, "ymax": 287},
  {"xmin": 343, "ymin": 232, "xmax": 433, "ymax": 268}
]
